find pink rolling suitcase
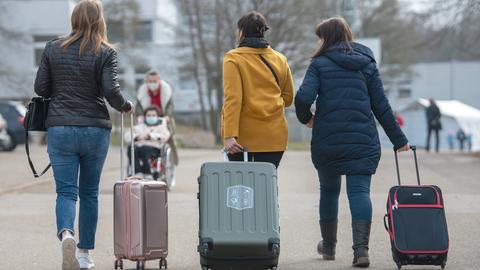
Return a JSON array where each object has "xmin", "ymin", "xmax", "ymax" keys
[{"xmin": 114, "ymin": 113, "xmax": 169, "ymax": 270}]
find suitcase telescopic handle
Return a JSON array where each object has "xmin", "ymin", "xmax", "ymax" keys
[
  {"xmin": 222, "ymin": 147, "xmax": 248, "ymax": 162},
  {"xmin": 394, "ymin": 145, "xmax": 420, "ymax": 186},
  {"xmin": 120, "ymin": 113, "xmax": 135, "ymax": 180}
]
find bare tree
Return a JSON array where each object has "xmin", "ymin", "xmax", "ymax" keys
[
  {"xmin": 404, "ymin": 0, "xmax": 480, "ymax": 61},
  {"xmin": 181, "ymin": 0, "xmax": 209, "ymax": 130},
  {"xmin": 103, "ymin": 0, "xmax": 145, "ymax": 94},
  {"xmin": 175, "ymin": 0, "xmax": 332, "ymax": 143},
  {"xmin": 355, "ymin": 0, "xmax": 430, "ymax": 79}
]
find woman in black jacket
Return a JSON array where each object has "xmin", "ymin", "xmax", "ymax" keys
[
  {"xmin": 34, "ymin": 1, "xmax": 132, "ymax": 269},
  {"xmin": 295, "ymin": 17, "xmax": 409, "ymax": 268}
]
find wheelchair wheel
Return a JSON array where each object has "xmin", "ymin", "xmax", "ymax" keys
[{"xmin": 164, "ymin": 146, "xmax": 176, "ymax": 190}]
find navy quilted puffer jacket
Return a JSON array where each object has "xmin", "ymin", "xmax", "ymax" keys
[{"xmin": 295, "ymin": 42, "xmax": 408, "ymax": 175}]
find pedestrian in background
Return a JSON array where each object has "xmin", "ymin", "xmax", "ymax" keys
[
  {"xmin": 426, "ymin": 98, "xmax": 442, "ymax": 152},
  {"xmin": 221, "ymin": 11, "xmax": 294, "ymax": 168},
  {"xmin": 447, "ymin": 131, "xmax": 455, "ymax": 151},
  {"xmin": 457, "ymin": 129, "xmax": 466, "ymax": 151},
  {"xmin": 395, "ymin": 112, "xmax": 405, "ymax": 128},
  {"xmin": 137, "ymin": 70, "xmax": 179, "ymax": 166},
  {"xmin": 295, "ymin": 17, "xmax": 409, "ymax": 268},
  {"xmin": 137, "ymin": 70, "xmax": 174, "ymax": 118},
  {"xmin": 467, "ymin": 133, "xmax": 473, "ymax": 151},
  {"xmin": 34, "ymin": 0, "xmax": 133, "ymax": 269}
]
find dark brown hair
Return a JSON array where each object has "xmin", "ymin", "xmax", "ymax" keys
[
  {"xmin": 312, "ymin": 17, "xmax": 354, "ymax": 58},
  {"xmin": 144, "ymin": 106, "xmax": 163, "ymax": 118},
  {"xmin": 237, "ymin": 11, "xmax": 269, "ymax": 38},
  {"xmin": 61, "ymin": 0, "xmax": 113, "ymax": 56},
  {"xmin": 145, "ymin": 69, "xmax": 160, "ymax": 81}
]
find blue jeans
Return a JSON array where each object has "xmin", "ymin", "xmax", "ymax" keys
[
  {"xmin": 47, "ymin": 126, "xmax": 110, "ymax": 249},
  {"xmin": 318, "ymin": 172, "xmax": 372, "ymax": 223}
]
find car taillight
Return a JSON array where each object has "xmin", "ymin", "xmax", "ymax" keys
[{"xmin": 18, "ymin": 116, "xmax": 25, "ymax": 125}]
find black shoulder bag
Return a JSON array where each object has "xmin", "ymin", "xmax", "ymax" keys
[
  {"xmin": 24, "ymin": 97, "xmax": 51, "ymax": 177},
  {"xmin": 259, "ymin": 55, "xmax": 280, "ymax": 87}
]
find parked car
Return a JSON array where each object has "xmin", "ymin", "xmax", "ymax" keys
[
  {"xmin": 0, "ymin": 113, "xmax": 17, "ymax": 151},
  {"xmin": 0, "ymin": 101, "xmax": 26, "ymax": 146}
]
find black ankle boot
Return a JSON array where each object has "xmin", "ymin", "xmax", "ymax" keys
[
  {"xmin": 317, "ymin": 221, "xmax": 337, "ymax": 260},
  {"xmin": 352, "ymin": 221, "xmax": 371, "ymax": 268}
]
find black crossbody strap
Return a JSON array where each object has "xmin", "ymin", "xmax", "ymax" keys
[
  {"xmin": 259, "ymin": 55, "xmax": 280, "ymax": 87},
  {"xmin": 25, "ymin": 131, "xmax": 51, "ymax": 178}
]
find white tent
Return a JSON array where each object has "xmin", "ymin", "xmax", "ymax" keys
[{"xmin": 392, "ymin": 99, "xmax": 480, "ymax": 151}]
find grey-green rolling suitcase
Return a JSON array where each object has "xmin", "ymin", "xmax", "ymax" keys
[{"xmin": 197, "ymin": 150, "xmax": 280, "ymax": 270}]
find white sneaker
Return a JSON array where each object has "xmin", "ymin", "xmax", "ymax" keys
[
  {"xmin": 62, "ymin": 237, "xmax": 80, "ymax": 270},
  {"xmin": 76, "ymin": 249, "xmax": 95, "ymax": 269}
]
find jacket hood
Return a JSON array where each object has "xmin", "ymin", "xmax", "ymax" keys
[{"xmin": 322, "ymin": 42, "xmax": 376, "ymax": 71}]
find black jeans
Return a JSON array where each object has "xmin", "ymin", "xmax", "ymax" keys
[
  {"xmin": 426, "ymin": 128, "xmax": 440, "ymax": 152},
  {"xmin": 128, "ymin": 145, "xmax": 161, "ymax": 174},
  {"xmin": 228, "ymin": 151, "xmax": 284, "ymax": 169}
]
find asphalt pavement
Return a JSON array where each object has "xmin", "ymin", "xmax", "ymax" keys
[{"xmin": 0, "ymin": 146, "xmax": 479, "ymax": 270}]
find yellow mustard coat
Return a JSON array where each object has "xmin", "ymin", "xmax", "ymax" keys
[{"xmin": 221, "ymin": 47, "xmax": 295, "ymax": 152}]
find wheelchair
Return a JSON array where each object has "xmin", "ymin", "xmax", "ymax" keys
[
  {"xmin": 151, "ymin": 143, "xmax": 176, "ymax": 190},
  {"xmin": 127, "ymin": 142, "xmax": 176, "ymax": 191}
]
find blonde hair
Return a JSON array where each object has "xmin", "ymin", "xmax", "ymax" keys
[{"xmin": 61, "ymin": 0, "xmax": 113, "ymax": 55}]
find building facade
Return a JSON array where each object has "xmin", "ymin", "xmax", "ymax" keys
[
  {"xmin": 0, "ymin": 0, "xmax": 180, "ymax": 106},
  {"xmin": 385, "ymin": 61, "xmax": 480, "ymax": 110}
]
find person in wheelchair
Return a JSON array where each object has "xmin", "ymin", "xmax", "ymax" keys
[{"xmin": 126, "ymin": 106, "xmax": 171, "ymax": 179}]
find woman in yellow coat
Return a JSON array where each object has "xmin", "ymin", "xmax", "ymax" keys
[{"xmin": 222, "ymin": 11, "xmax": 294, "ymax": 168}]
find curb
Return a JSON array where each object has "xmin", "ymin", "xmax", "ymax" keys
[{"xmin": 0, "ymin": 178, "xmax": 52, "ymax": 196}]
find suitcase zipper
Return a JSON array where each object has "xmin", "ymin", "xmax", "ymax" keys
[
  {"xmin": 393, "ymin": 186, "xmax": 442, "ymax": 209},
  {"xmin": 396, "ymin": 204, "xmax": 443, "ymax": 209}
]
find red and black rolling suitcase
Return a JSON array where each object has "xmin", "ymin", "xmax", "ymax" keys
[{"xmin": 384, "ymin": 146, "xmax": 449, "ymax": 269}]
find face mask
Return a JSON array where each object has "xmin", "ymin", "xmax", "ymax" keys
[
  {"xmin": 145, "ymin": 116, "xmax": 158, "ymax": 126},
  {"xmin": 147, "ymin": 82, "xmax": 160, "ymax": 91}
]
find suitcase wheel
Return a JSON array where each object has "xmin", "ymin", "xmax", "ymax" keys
[
  {"xmin": 201, "ymin": 266, "xmax": 209, "ymax": 270},
  {"xmin": 396, "ymin": 261, "xmax": 402, "ymax": 269},
  {"xmin": 159, "ymin": 258, "xmax": 168, "ymax": 269},
  {"xmin": 271, "ymin": 266, "xmax": 278, "ymax": 270},
  {"xmin": 441, "ymin": 261, "xmax": 446, "ymax": 269},
  {"xmin": 272, "ymin": 243, "xmax": 280, "ymax": 256},
  {"xmin": 114, "ymin": 259, "xmax": 123, "ymax": 270},
  {"xmin": 136, "ymin": 260, "xmax": 145, "ymax": 270}
]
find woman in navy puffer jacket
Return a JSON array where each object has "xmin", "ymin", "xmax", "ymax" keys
[{"xmin": 295, "ymin": 17, "xmax": 409, "ymax": 268}]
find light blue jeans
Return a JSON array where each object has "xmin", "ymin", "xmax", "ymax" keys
[
  {"xmin": 47, "ymin": 126, "xmax": 110, "ymax": 249},
  {"xmin": 318, "ymin": 172, "xmax": 372, "ymax": 223}
]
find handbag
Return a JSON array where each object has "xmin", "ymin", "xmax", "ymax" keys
[{"xmin": 24, "ymin": 97, "xmax": 51, "ymax": 177}]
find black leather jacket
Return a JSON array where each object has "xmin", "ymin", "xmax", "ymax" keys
[{"xmin": 34, "ymin": 37, "xmax": 131, "ymax": 129}]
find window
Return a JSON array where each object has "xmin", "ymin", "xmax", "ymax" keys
[
  {"xmin": 398, "ymin": 88, "xmax": 412, "ymax": 99},
  {"xmin": 178, "ymin": 77, "xmax": 195, "ymax": 90},
  {"xmin": 34, "ymin": 35, "xmax": 58, "ymax": 42},
  {"xmin": 106, "ymin": 20, "xmax": 153, "ymax": 43},
  {"xmin": 135, "ymin": 65, "xmax": 150, "ymax": 75},
  {"xmin": 134, "ymin": 21, "xmax": 153, "ymax": 42},
  {"xmin": 34, "ymin": 48, "xmax": 44, "ymax": 66},
  {"xmin": 107, "ymin": 21, "xmax": 124, "ymax": 43},
  {"xmin": 135, "ymin": 78, "xmax": 144, "ymax": 89},
  {"xmin": 33, "ymin": 35, "xmax": 60, "ymax": 66}
]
